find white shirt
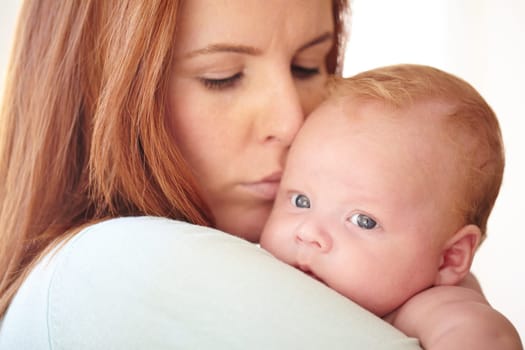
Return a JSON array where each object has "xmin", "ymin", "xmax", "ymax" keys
[{"xmin": 0, "ymin": 216, "xmax": 420, "ymax": 349}]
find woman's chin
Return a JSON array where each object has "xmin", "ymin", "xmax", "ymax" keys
[{"xmin": 214, "ymin": 206, "xmax": 271, "ymax": 243}]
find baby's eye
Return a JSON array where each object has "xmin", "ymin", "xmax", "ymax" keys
[
  {"xmin": 291, "ymin": 193, "xmax": 310, "ymax": 208},
  {"xmin": 350, "ymin": 213, "xmax": 377, "ymax": 230}
]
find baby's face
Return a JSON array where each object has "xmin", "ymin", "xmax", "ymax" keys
[{"xmin": 260, "ymin": 99, "xmax": 461, "ymax": 316}]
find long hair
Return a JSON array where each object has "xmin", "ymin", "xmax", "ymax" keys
[{"xmin": 0, "ymin": 0, "xmax": 351, "ymax": 316}]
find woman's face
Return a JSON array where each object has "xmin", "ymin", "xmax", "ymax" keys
[{"xmin": 168, "ymin": 0, "xmax": 334, "ymax": 241}]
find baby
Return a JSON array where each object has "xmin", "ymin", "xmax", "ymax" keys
[{"xmin": 261, "ymin": 64, "xmax": 522, "ymax": 349}]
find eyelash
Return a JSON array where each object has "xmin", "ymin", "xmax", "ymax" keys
[
  {"xmin": 200, "ymin": 72, "xmax": 243, "ymax": 90},
  {"xmin": 292, "ymin": 65, "xmax": 320, "ymax": 79},
  {"xmin": 200, "ymin": 65, "xmax": 320, "ymax": 90}
]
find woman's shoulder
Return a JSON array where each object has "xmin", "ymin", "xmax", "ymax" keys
[
  {"xmin": 0, "ymin": 216, "xmax": 422, "ymax": 350},
  {"xmin": 0, "ymin": 216, "xmax": 253, "ymax": 349},
  {"xmin": 75, "ymin": 215, "xmax": 227, "ymax": 242},
  {"xmin": 57, "ymin": 216, "xmax": 254, "ymax": 270}
]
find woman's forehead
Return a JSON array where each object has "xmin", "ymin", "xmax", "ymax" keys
[{"xmin": 174, "ymin": 0, "xmax": 334, "ymax": 55}]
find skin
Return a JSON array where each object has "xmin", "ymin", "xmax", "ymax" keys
[
  {"xmin": 168, "ymin": 0, "xmax": 334, "ymax": 242},
  {"xmin": 260, "ymin": 99, "xmax": 476, "ymax": 316}
]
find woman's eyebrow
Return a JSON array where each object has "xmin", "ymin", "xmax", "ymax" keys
[
  {"xmin": 183, "ymin": 32, "xmax": 334, "ymax": 59},
  {"xmin": 184, "ymin": 44, "xmax": 262, "ymax": 58},
  {"xmin": 297, "ymin": 32, "xmax": 334, "ymax": 52}
]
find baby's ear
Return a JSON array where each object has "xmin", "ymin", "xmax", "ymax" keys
[{"xmin": 434, "ymin": 224, "xmax": 481, "ymax": 286}]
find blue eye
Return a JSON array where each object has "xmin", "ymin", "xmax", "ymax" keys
[
  {"xmin": 350, "ymin": 213, "xmax": 377, "ymax": 230},
  {"xmin": 291, "ymin": 194, "xmax": 310, "ymax": 208},
  {"xmin": 200, "ymin": 72, "xmax": 243, "ymax": 90}
]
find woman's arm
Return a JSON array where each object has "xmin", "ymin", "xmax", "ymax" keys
[{"xmin": 1, "ymin": 217, "xmax": 421, "ymax": 349}]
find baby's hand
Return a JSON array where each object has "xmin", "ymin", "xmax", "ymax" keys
[{"xmin": 384, "ymin": 286, "xmax": 522, "ymax": 350}]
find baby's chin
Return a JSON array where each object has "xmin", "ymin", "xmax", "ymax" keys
[
  {"xmin": 303, "ymin": 269, "xmax": 324, "ymax": 283},
  {"xmin": 294, "ymin": 265, "xmax": 325, "ymax": 284},
  {"xmin": 321, "ymin": 281, "xmax": 400, "ymax": 318}
]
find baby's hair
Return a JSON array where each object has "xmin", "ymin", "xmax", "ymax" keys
[{"xmin": 328, "ymin": 64, "xmax": 504, "ymax": 241}]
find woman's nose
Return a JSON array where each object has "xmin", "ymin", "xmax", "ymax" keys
[
  {"xmin": 295, "ymin": 227, "xmax": 332, "ymax": 253},
  {"xmin": 256, "ymin": 74, "xmax": 304, "ymax": 146}
]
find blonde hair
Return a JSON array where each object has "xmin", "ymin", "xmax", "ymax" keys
[
  {"xmin": 0, "ymin": 0, "xmax": 350, "ymax": 316},
  {"xmin": 330, "ymin": 64, "xmax": 505, "ymax": 241}
]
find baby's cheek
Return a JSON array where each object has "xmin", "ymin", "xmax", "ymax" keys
[
  {"xmin": 259, "ymin": 227, "xmax": 272, "ymax": 251},
  {"xmin": 260, "ymin": 224, "xmax": 284, "ymax": 255}
]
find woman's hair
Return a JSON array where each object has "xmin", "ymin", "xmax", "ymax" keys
[
  {"xmin": 0, "ymin": 0, "xmax": 350, "ymax": 315},
  {"xmin": 329, "ymin": 64, "xmax": 505, "ymax": 240},
  {"xmin": 330, "ymin": 0, "xmax": 350, "ymax": 75}
]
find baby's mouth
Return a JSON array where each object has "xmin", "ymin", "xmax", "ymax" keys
[{"xmin": 296, "ymin": 264, "xmax": 323, "ymax": 283}]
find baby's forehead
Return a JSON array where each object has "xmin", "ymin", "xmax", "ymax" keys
[
  {"xmin": 304, "ymin": 96, "xmax": 467, "ymax": 176},
  {"xmin": 315, "ymin": 95, "xmax": 448, "ymax": 133}
]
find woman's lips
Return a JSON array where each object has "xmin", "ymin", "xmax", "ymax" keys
[
  {"xmin": 242, "ymin": 172, "xmax": 281, "ymax": 200},
  {"xmin": 242, "ymin": 181, "xmax": 280, "ymax": 200}
]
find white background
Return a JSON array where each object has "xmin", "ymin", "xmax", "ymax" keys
[
  {"xmin": 1, "ymin": 0, "xmax": 524, "ymax": 339},
  {"xmin": 343, "ymin": 0, "xmax": 525, "ymax": 339}
]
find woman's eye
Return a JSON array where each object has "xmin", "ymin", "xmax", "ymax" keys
[
  {"xmin": 200, "ymin": 72, "xmax": 243, "ymax": 90},
  {"xmin": 291, "ymin": 65, "xmax": 320, "ymax": 80},
  {"xmin": 291, "ymin": 193, "xmax": 310, "ymax": 208},
  {"xmin": 350, "ymin": 213, "xmax": 377, "ymax": 230}
]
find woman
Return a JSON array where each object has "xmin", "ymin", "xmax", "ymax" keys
[{"xmin": 0, "ymin": 1, "xmax": 421, "ymax": 348}]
